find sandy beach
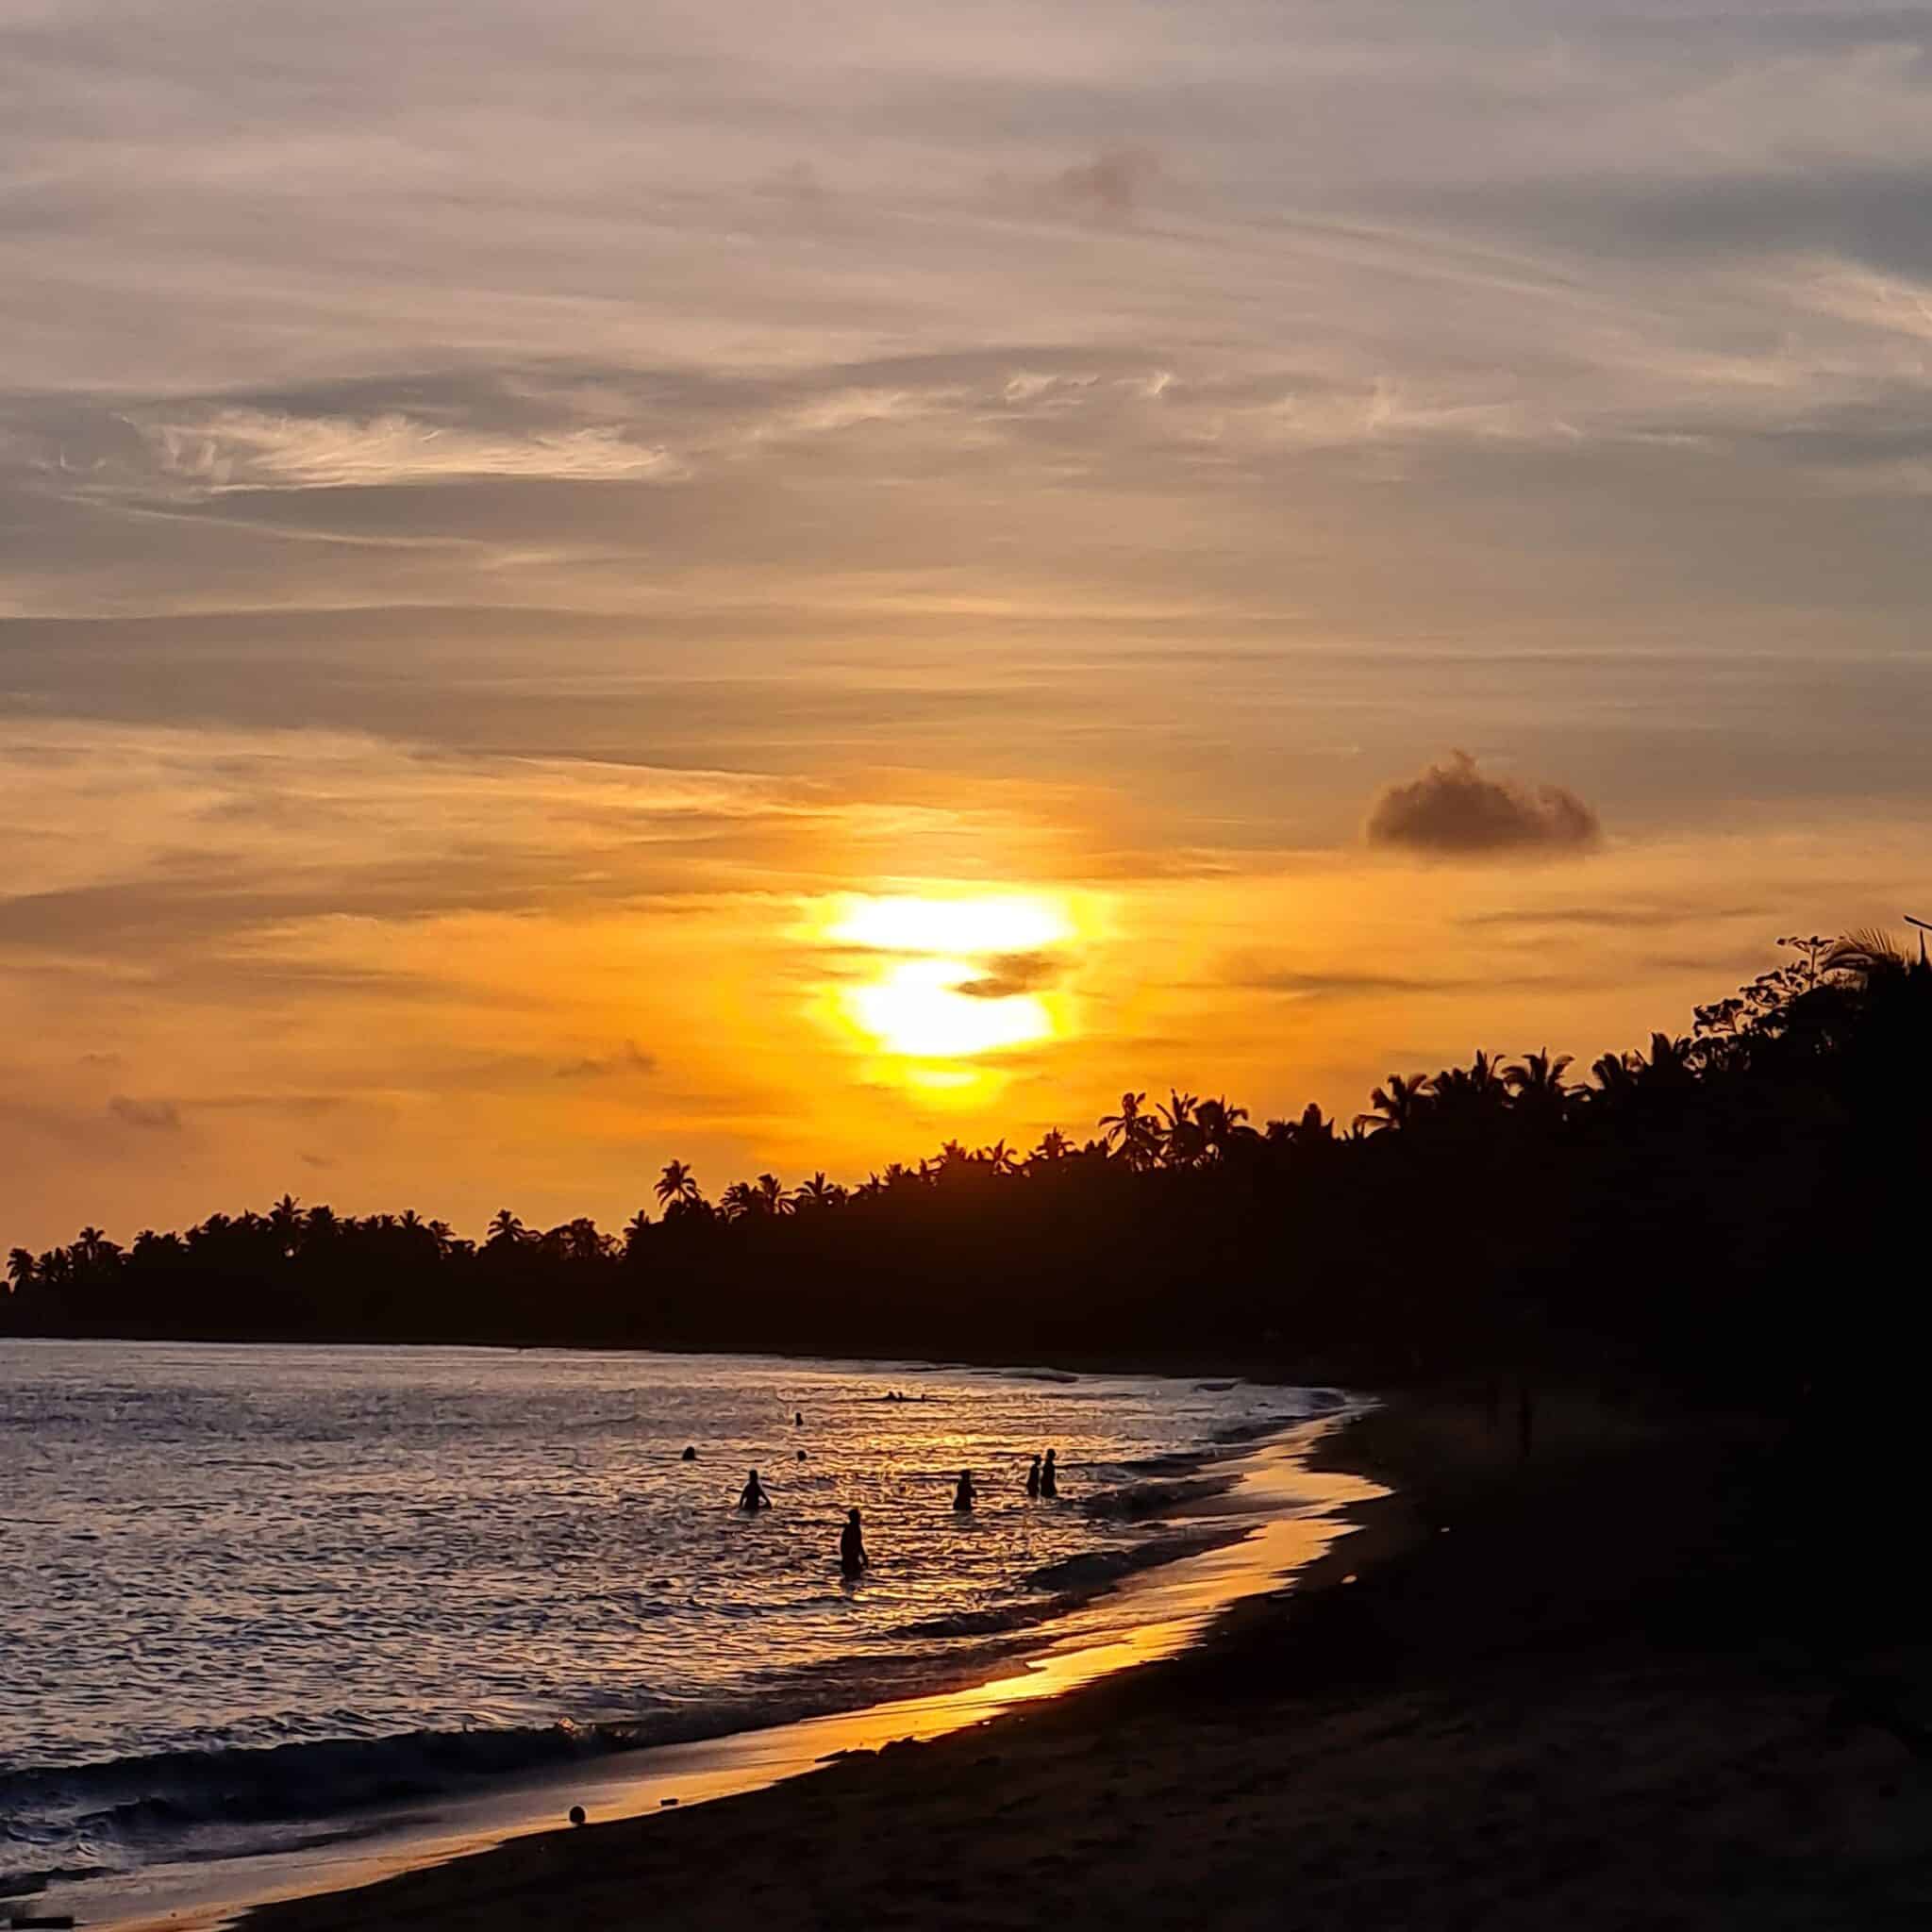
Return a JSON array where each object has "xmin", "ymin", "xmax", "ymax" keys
[{"xmin": 244, "ymin": 1392, "xmax": 1932, "ymax": 1931}]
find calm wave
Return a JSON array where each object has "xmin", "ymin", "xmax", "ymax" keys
[{"xmin": 0, "ymin": 1340, "xmax": 1337, "ymax": 1898}]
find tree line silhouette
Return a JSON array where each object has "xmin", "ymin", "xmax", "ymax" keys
[{"xmin": 7, "ymin": 931, "xmax": 1928, "ymax": 1396}]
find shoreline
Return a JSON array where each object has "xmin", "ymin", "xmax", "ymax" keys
[
  {"xmin": 56, "ymin": 1405, "xmax": 1376, "ymax": 1932},
  {"xmin": 242, "ymin": 1390, "xmax": 1932, "ymax": 1931}
]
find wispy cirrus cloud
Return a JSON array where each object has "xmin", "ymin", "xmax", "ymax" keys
[{"xmin": 143, "ymin": 408, "xmax": 680, "ymax": 491}]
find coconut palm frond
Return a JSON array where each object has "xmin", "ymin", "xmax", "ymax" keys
[{"xmin": 1825, "ymin": 926, "xmax": 1909, "ymax": 976}]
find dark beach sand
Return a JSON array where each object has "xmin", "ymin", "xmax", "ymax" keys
[{"xmin": 252, "ymin": 1394, "xmax": 1932, "ymax": 1931}]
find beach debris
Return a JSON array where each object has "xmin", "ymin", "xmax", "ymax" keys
[
  {"xmin": 659, "ymin": 1796, "xmax": 679, "ymax": 1807},
  {"xmin": 569, "ymin": 1806, "xmax": 587, "ymax": 1826}
]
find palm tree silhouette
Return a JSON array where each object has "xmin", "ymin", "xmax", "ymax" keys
[
  {"xmin": 6, "ymin": 1248, "xmax": 34, "ymax": 1290},
  {"xmin": 1029, "ymin": 1127, "xmax": 1071, "ymax": 1166},
  {"xmin": 1158, "ymin": 1091, "xmax": 1208, "ymax": 1167},
  {"xmin": 655, "ymin": 1159, "xmax": 699, "ymax": 1208},
  {"xmin": 1100, "ymin": 1091, "xmax": 1164, "ymax": 1170},
  {"xmin": 1431, "ymin": 1051, "xmax": 1507, "ymax": 1118},
  {"xmin": 720, "ymin": 1179, "xmax": 774, "ymax": 1221},
  {"xmin": 486, "ymin": 1208, "xmax": 526, "ymax": 1246},
  {"xmin": 1588, "ymin": 1051, "xmax": 1636, "ymax": 1103},
  {"xmin": 1506, "ymin": 1050, "xmax": 1574, "ymax": 1116},
  {"xmin": 978, "ymin": 1140, "xmax": 1018, "ymax": 1174},
  {"xmin": 1195, "ymin": 1095, "xmax": 1251, "ymax": 1159},
  {"xmin": 1635, "ymin": 1032, "xmax": 1696, "ymax": 1088},
  {"xmin": 1357, "ymin": 1074, "xmax": 1432, "ymax": 1134},
  {"xmin": 269, "ymin": 1194, "xmax": 305, "ymax": 1255}
]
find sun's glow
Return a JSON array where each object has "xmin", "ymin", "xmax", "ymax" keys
[
  {"xmin": 844, "ymin": 957, "xmax": 1056, "ymax": 1060},
  {"xmin": 825, "ymin": 893, "xmax": 1074, "ymax": 957},
  {"xmin": 812, "ymin": 890, "xmax": 1080, "ymax": 1082}
]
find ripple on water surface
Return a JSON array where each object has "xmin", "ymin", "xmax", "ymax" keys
[{"xmin": 0, "ymin": 1341, "xmax": 1336, "ymax": 1896}]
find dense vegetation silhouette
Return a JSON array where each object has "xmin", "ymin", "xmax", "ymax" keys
[{"xmin": 8, "ymin": 931, "xmax": 1928, "ymax": 1395}]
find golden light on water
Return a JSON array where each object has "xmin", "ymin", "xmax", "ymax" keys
[{"xmin": 814, "ymin": 890, "xmax": 1081, "ymax": 1094}]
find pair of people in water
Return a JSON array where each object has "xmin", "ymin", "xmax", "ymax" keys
[{"xmin": 737, "ymin": 1468, "xmax": 866, "ymax": 1574}]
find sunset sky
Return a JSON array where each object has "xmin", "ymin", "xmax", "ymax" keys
[{"xmin": 4, "ymin": 0, "xmax": 1930, "ymax": 1247}]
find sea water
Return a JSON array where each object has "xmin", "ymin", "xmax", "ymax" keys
[{"xmin": 0, "ymin": 1340, "xmax": 1342, "ymax": 1906}]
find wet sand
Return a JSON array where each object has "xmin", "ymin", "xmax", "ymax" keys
[{"xmin": 251, "ymin": 1393, "xmax": 1932, "ymax": 1930}]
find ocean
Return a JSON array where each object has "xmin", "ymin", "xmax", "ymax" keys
[{"xmin": 0, "ymin": 1340, "xmax": 1351, "ymax": 1917}]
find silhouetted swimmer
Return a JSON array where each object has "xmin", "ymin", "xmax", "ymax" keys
[
  {"xmin": 1041, "ymin": 1447, "xmax": 1058, "ymax": 1498},
  {"xmin": 1025, "ymin": 1455, "xmax": 1041, "ymax": 1498},
  {"xmin": 797, "ymin": 1447, "xmax": 808, "ymax": 1460},
  {"xmin": 841, "ymin": 1507, "xmax": 868, "ymax": 1575},
  {"xmin": 953, "ymin": 1469, "xmax": 976, "ymax": 1512},
  {"xmin": 794, "ymin": 1410, "xmax": 804, "ymax": 1426},
  {"xmin": 738, "ymin": 1468, "xmax": 771, "ymax": 1511},
  {"xmin": 680, "ymin": 1446, "xmax": 697, "ymax": 1462}
]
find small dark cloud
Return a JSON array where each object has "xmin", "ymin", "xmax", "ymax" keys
[
  {"xmin": 755, "ymin": 160, "xmax": 829, "ymax": 212},
  {"xmin": 299, "ymin": 1151, "xmax": 336, "ymax": 1169},
  {"xmin": 554, "ymin": 1040, "xmax": 657, "ymax": 1079},
  {"xmin": 1365, "ymin": 751, "xmax": 1600, "ymax": 857},
  {"xmin": 954, "ymin": 951, "xmax": 1062, "ymax": 999},
  {"xmin": 1041, "ymin": 146, "xmax": 1159, "ymax": 225},
  {"xmin": 108, "ymin": 1094, "xmax": 182, "ymax": 1131}
]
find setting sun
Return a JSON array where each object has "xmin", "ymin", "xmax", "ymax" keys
[
  {"xmin": 844, "ymin": 956, "xmax": 1057, "ymax": 1061},
  {"xmin": 810, "ymin": 890, "xmax": 1082, "ymax": 1086}
]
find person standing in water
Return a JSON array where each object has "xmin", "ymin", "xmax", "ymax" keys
[
  {"xmin": 840, "ymin": 1507, "xmax": 868, "ymax": 1574},
  {"xmin": 953, "ymin": 1469, "xmax": 976, "ymax": 1512},
  {"xmin": 1041, "ymin": 1448, "xmax": 1058, "ymax": 1498},
  {"xmin": 1025, "ymin": 1455, "xmax": 1041, "ymax": 1498},
  {"xmin": 738, "ymin": 1468, "xmax": 771, "ymax": 1511}
]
